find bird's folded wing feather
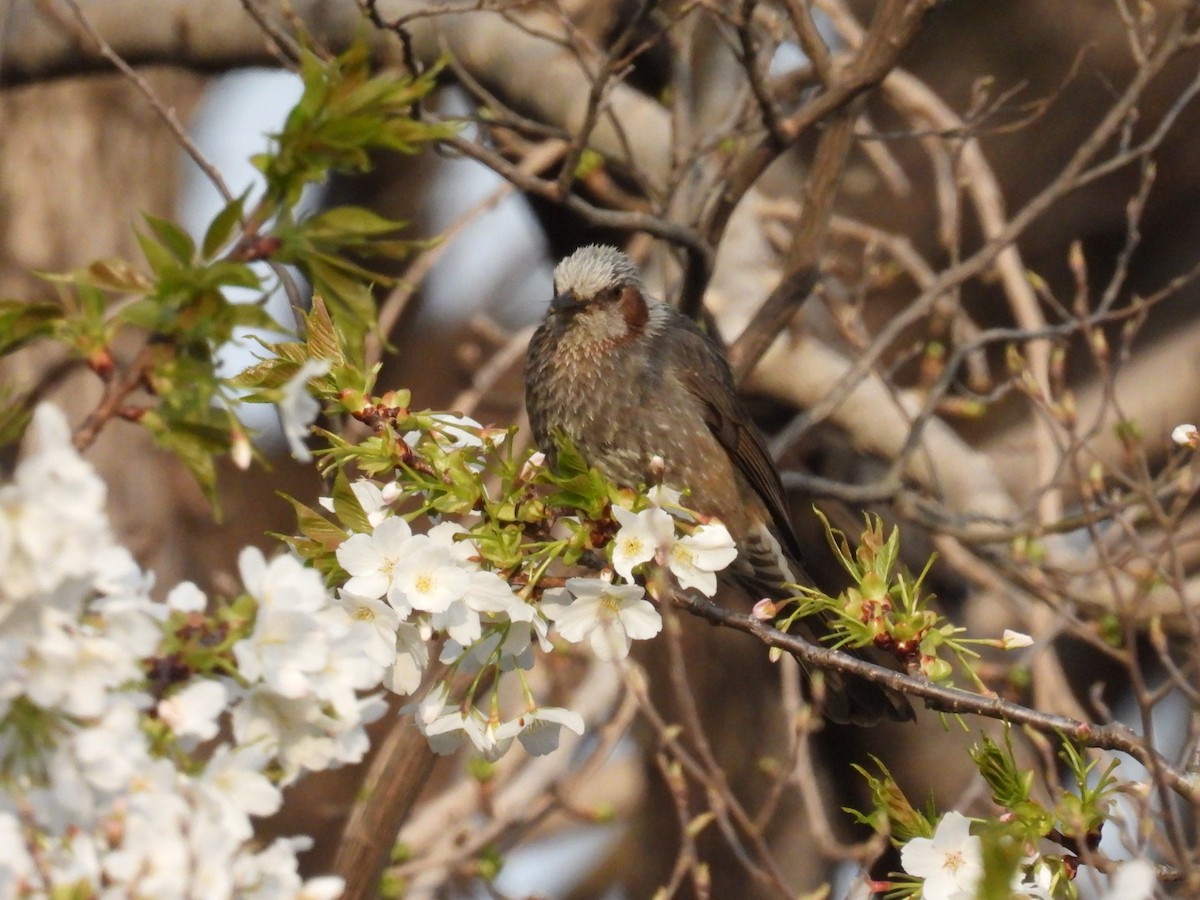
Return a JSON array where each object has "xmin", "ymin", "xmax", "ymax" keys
[{"xmin": 667, "ymin": 324, "xmax": 807, "ymax": 566}]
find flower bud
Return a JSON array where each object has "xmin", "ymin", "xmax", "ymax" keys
[
  {"xmin": 230, "ymin": 428, "xmax": 253, "ymax": 470},
  {"xmin": 752, "ymin": 598, "xmax": 778, "ymax": 620},
  {"xmin": 923, "ymin": 656, "xmax": 953, "ymax": 682},
  {"xmin": 520, "ymin": 451, "xmax": 547, "ymax": 481},
  {"xmin": 1172, "ymin": 424, "xmax": 1199, "ymax": 449},
  {"xmin": 649, "ymin": 455, "xmax": 666, "ymax": 480},
  {"xmin": 1000, "ymin": 629, "xmax": 1034, "ymax": 650}
]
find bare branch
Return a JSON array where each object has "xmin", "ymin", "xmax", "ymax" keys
[{"xmin": 673, "ymin": 591, "xmax": 1200, "ymax": 804}]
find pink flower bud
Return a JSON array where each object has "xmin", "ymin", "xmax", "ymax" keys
[{"xmin": 752, "ymin": 598, "xmax": 778, "ymax": 620}]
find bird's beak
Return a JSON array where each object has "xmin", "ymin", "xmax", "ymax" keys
[{"xmin": 550, "ymin": 290, "xmax": 578, "ymax": 312}]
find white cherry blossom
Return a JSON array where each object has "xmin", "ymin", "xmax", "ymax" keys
[
  {"xmin": 232, "ymin": 601, "xmax": 329, "ymax": 698},
  {"xmin": 336, "ymin": 515, "xmax": 415, "ymax": 601},
  {"xmin": 611, "ymin": 505, "xmax": 674, "ymax": 581},
  {"xmin": 388, "ymin": 621, "xmax": 429, "ymax": 694},
  {"xmin": 158, "ymin": 680, "xmax": 228, "ymax": 745},
  {"xmin": 667, "ymin": 522, "xmax": 738, "ymax": 596},
  {"xmin": 390, "ymin": 536, "xmax": 470, "ymax": 615},
  {"xmin": 900, "ymin": 811, "xmax": 982, "ymax": 900},
  {"xmin": 503, "ymin": 706, "xmax": 585, "ymax": 756},
  {"xmin": 542, "ymin": 578, "xmax": 662, "ymax": 661},
  {"xmin": 278, "ymin": 358, "xmax": 332, "ymax": 462},
  {"xmin": 336, "ymin": 590, "xmax": 401, "ymax": 668},
  {"xmin": 166, "ymin": 580, "xmax": 208, "ymax": 613}
]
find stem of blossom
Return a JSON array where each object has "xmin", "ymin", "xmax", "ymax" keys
[{"xmin": 515, "ymin": 666, "xmax": 536, "ymax": 710}]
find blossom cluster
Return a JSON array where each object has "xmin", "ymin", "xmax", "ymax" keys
[
  {"xmin": 0, "ymin": 402, "xmax": 740, "ymax": 895},
  {"xmin": 608, "ymin": 485, "xmax": 739, "ymax": 599},
  {"xmin": 328, "ymin": 488, "xmax": 607, "ymax": 758},
  {"xmin": 0, "ymin": 406, "xmax": 345, "ymax": 898},
  {"xmin": 900, "ymin": 811, "xmax": 1155, "ymax": 900},
  {"xmin": 334, "ymin": 498, "xmax": 589, "ymax": 762},
  {"xmin": 327, "ymin": 431, "xmax": 738, "ymax": 761}
]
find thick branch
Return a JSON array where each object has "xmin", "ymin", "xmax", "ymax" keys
[
  {"xmin": 702, "ymin": 0, "xmax": 935, "ymax": 253},
  {"xmin": 333, "ymin": 718, "xmax": 437, "ymax": 900},
  {"xmin": 728, "ymin": 107, "xmax": 855, "ymax": 380}
]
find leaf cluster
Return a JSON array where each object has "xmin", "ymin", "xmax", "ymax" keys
[
  {"xmin": 2, "ymin": 36, "xmax": 452, "ymax": 507},
  {"xmin": 781, "ymin": 511, "xmax": 976, "ymax": 685},
  {"xmin": 283, "ymin": 412, "xmax": 614, "ymax": 595}
]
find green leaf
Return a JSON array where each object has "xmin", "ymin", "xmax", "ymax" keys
[
  {"xmin": 136, "ymin": 229, "xmax": 179, "ymax": 278},
  {"xmin": 84, "ymin": 258, "xmax": 153, "ymax": 293},
  {"xmin": 540, "ymin": 434, "xmax": 611, "ymax": 519},
  {"xmin": 116, "ymin": 296, "xmax": 168, "ymax": 332},
  {"xmin": 846, "ymin": 757, "xmax": 932, "ymax": 842},
  {"xmin": 970, "ymin": 732, "xmax": 1033, "ymax": 809},
  {"xmin": 53, "ymin": 285, "xmax": 112, "ymax": 358},
  {"xmin": 306, "ymin": 258, "xmax": 375, "ymax": 347},
  {"xmin": 1058, "ymin": 740, "xmax": 1119, "ymax": 839},
  {"xmin": 257, "ymin": 40, "xmax": 450, "ymax": 207},
  {"xmin": 304, "ymin": 295, "xmax": 343, "ymax": 363},
  {"xmin": 331, "ymin": 469, "xmax": 371, "ymax": 534},
  {"xmin": 281, "ymin": 493, "xmax": 348, "ymax": 557},
  {"xmin": 202, "ymin": 193, "xmax": 248, "ymax": 260},
  {"xmin": 0, "ymin": 387, "xmax": 32, "ymax": 448},
  {"xmin": 142, "ymin": 410, "xmax": 223, "ymax": 511},
  {"xmin": 204, "ymin": 260, "xmax": 262, "ymax": 290},
  {"xmin": 0, "ymin": 300, "xmax": 63, "ymax": 354},
  {"xmin": 304, "ymin": 247, "xmax": 396, "ymax": 285},
  {"xmin": 227, "ymin": 298, "xmax": 284, "ymax": 333},
  {"xmin": 975, "ymin": 823, "xmax": 1029, "ymax": 900},
  {"xmin": 144, "ymin": 214, "xmax": 196, "ymax": 263},
  {"xmin": 77, "ymin": 284, "xmax": 107, "ymax": 320},
  {"xmin": 227, "ymin": 354, "xmax": 300, "ymax": 393},
  {"xmin": 304, "ymin": 205, "xmax": 406, "ymax": 237}
]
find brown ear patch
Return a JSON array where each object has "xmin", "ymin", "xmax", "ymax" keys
[{"xmin": 618, "ymin": 284, "xmax": 649, "ymax": 332}]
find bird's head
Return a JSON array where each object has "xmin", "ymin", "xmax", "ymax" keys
[{"xmin": 546, "ymin": 245, "xmax": 651, "ymax": 336}]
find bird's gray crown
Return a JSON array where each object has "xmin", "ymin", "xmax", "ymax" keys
[{"xmin": 553, "ymin": 245, "xmax": 643, "ymax": 300}]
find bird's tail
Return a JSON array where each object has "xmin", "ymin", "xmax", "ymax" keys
[{"xmin": 792, "ymin": 615, "xmax": 915, "ymax": 726}]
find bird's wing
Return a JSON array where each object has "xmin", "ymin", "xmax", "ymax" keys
[
  {"xmin": 668, "ymin": 322, "xmax": 806, "ymax": 563},
  {"xmin": 668, "ymin": 320, "xmax": 916, "ymax": 724}
]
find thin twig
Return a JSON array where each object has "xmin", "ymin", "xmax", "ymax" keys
[
  {"xmin": 702, "ymin": 0, "xmax": 934, "ymax": 259},
  {"xmin": 365, "ymin": 139, "xmax": 568, "ymax": 372},
  {"xmin": 72, "ymin": 343, "xmax": 157, "ymax": 451},
  {"xmin": 58, "ymin": 0, "xmax": 234, "ymax": 204}
]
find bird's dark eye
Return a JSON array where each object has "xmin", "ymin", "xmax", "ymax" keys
[{"xmin": 596, "ymin": 286, "xmax": 620, "ymax": 303}]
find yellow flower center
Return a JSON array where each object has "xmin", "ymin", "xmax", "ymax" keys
[
  {"xmin": 599, "ymin": 590, "xmax": 622, "ymax": 622},
  {"xmin": 942, "ymin": 850, "xmax": 966, "ymax": 872}
]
